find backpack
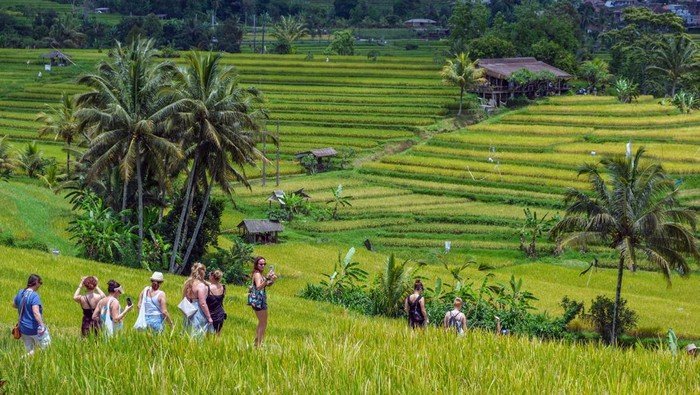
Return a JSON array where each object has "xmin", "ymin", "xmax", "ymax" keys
[
  {"xmin": 447, "ymin": 311, "xmax": 464, "ymax": 334},
  {"xmin": 408, "ymin": 295, "xmax": 423, "ymax": 322}
]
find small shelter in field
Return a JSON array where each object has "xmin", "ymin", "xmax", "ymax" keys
[
  {"xmin": 266, "ymin": 188, "xmax": 311, "ymax": 206},
  {"xmin": 295, "ymin": 147, "xmax": 337, "ymax": 173},
  {"xmin": 404, "ymin": 18, "xmax": 437, "ymax": 28},
  {"xmin": 471, "ymin": 57, "xmax": 572, "ymax": 103},
  {"xmin": 41, "ymin": 50, "xmax": 71, "ymax": 67},
  {"xmin": 293, "ymin": 188, "xmax": 311, "ymax": 199},
  {"xmin": 238, "ymin": 219, "xmax": 283, "ymax": 244}
]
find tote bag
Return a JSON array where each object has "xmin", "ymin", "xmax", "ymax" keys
[
  {"xmin": 133, "ymin": 287, "xmax": 149, "ymax": 330},
  {"xmin": 178, "ymin": 297, "xmax": 197, "ymax": 318}
]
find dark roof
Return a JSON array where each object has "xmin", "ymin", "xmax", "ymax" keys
[
  {"xmin": 41, "ymin": 50, "xmax": 70, "ymax": 60},
  {"xmin": 238, "ymin": 219, "xmax": 284, "ymax": 234},
  {"xmin": 295, "ymin": 147, "xmax": 337, "ymax": 159},
  {"xmin": 405, "ymin": 19, "xmax": 437, "ymax": 24},
  {"xmin": 476, "ymin": 58, "xmax": 572, "ymax": 80},
  {"xmin": 293, "ymin": 188, "xmax": 311, "ymax": 199}
]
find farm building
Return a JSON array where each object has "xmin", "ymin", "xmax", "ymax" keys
[
  {"xmin": 404, "ymin": 19, "xmax": 437, "ymax": 28},
  {"xmin": 238, "ymin": 219, "xmax": 283, "ymax": 244},
  {"xmin": 41, "ymin": 50, "xmax": 71, "ymax": 67},
  {"xmin": 295, "ymin": 148, "xmax": 337, "ymax": 173},
  {"xmin": 470, "ymin": 57, "xmax": 572, "ymax": 104}
]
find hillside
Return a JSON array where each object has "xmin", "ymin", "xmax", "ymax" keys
[{"xmin": 1, "ymin": 246, "xmax": 699, "ymax": 392}]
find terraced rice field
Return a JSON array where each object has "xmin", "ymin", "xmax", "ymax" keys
[{"xmin": 0, "ymin": 48, "xmax": 453, "ymax": 178}]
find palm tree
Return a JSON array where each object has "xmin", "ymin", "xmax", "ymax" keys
[
  {"xmin": 326, "ymin": 184, "xmax": 352, "ymax": 219},
  {"xmin": 0, "ymin": 135, "xmax": 16, "ymax": 181},
  {"xmin": 18, "ymin": 141, "xmax": 48, "ymax": 178},
  {"xmin": 36, "ymin": 92, "xmax": 81, "ymax": 176},
  {"xmin": 440, "ymin": 53, "xmax": 486, "ymax": 116},
  {"xmin": 372, "ymin": 254, "xmax": 421, "ymax": 317},
  {"xmin": 271, "ymin": 15, "xmax": 308, "ymax": 54},
  {"xmin": 578, "ymin": 58, "xmax": 611, "ymax": 94},
  {"xmin": 647, "ymin": 35, "xmax": 700, "ymax": 96},
  {"xmin": 75, "ymin": 38, "xmax": 182, "ymax": 267},
  {"xmin": 165, "ymin": 52, "xmax": 265, "ymax": 272},
  {"xmin": 551, "ymin": 148, "xmax": 699, "ymax": 345}
]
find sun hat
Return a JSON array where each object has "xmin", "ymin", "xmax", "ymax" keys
[
  {"xmin": 686, "ymin": 343, "xmax": 698, "ymax": 352},
  {"xmin": 150, "ymin": 272, "xmax": 165, "ymax": 282}
]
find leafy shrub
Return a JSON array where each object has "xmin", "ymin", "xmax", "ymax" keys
[
  {"xmin": 18, "ymin": 141, "xmax": 52, "ymax": 178},
  {"xmin": 325, "ymin": 30, "xmax": 354, "ymax": 55},
  {"xmin": 614, "ymin": 78, "xmax": 639, "ymax": 103},
  {"xmin": 202, "ymin": 237, "xmax": 252, "ymax": 285},
  {"xmin": 585, "ymin": 295, "xmax": 638, "ymax": 344}
]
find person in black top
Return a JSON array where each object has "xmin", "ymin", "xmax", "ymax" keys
[
  {"xmin": 72, "ymin": 276, "xmax": 105, "ymax": 337},
  {"xmin": 206, "ymin": 270, "xmax": 227, "ymax": 335},
  {"xmin": 404, "ymin": 279, "xmax": 428, "ymax": 329}
]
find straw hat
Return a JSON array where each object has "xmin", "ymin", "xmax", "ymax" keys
[
  {"xmin": 686, "ymin": 343, "xmax": 698, "ymax": 353},
  {"xmin": 150, "ymin": 272, "xmax": 165, "ymax": 282}
]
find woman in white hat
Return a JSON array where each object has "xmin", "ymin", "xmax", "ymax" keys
[
  {"xmin": 687, "ymin": 343, "xmax": 698, "ymax": 357},
  {"xmin": 137, "ymin": 272, "xmax": 173, "ymax": 333}
]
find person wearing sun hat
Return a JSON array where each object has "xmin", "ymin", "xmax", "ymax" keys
[
  {"xmin": 137, "ymin": 272, "xmax": 173, "ymax": 333},
  {"xmin": 687, "ymin": 343, "xmax": 698, "ymax": 357}
]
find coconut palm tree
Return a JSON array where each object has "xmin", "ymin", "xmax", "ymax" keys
[
  {"xmin": 164, "ymin": 52, "xmax": 266, "ymax": 272},
  {"xmin": 36, "ymin": 92, "xmax": 81, "ymax": 176},
  {"xmin": 647, "ymin": 35, "xmax": 700, "ymax": 96},
  {"xmin": 75, "ymin": 38, "xmax": 182, "ymax": 266},
  {"xmin": 440, "ymin": 53, "xmax": 486, "ymax": 116},
  {"xmin": 551, "ymin": 148, "xmax": 699, "ymax": 346},
  {"xmin": 271, "ymin": 15, "xmax": 308, "ymax": 54}
]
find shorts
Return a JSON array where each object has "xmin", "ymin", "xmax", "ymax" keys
[
  {"xmin": 22, "ymin": 332, "xmax": 50, "ymax": 353},
  {"xmin": 212, "ymin": 319, "xmax": 225, "ymax": 333},
  {"xmin": 146, "ymin": 315, "xmax": 165, "ymax": 333},
  {"xmin": 252, "ymin": 303, "xmax": 267, "ymax": 312}
]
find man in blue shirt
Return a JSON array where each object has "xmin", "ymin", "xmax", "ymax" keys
[{"xmin": 13, "ymin": 274, "xmax": 49, "ymax": 355}]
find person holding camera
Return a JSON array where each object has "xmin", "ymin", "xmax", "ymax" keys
[
  {"xmin": 249, "ymin": 256, "xmax": 277, "ymax": 347},
  {"xmin": 13, "ymin": 274, "xmax": 50, "ymax": 356},
  {"xmin": 92, "ymin": 280, "xmax": 133, "ymax": 337},
  {"xmin": 73, "ymin": 276, "xmax": 105, "ymax": 337}
]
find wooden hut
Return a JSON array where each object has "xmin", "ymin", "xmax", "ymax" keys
[
  {"xmin": 41, "ymin": 50, "xmax": 71, "ymax": 67},
  {"xmin": 470, "ymin": 58, "xmax": 572, "ymax": 104},
  {"xmin": 238, "ymin": 220, "xmax": 283, "ymax": 244},
  {"xmin": 295, "ymin": 147, "xmax": 337, "ymax": 173}
]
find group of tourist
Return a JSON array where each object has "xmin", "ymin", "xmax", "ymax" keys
[
  {"xmin": 11, "ymin": 256, "xmax": 277, "ymax": 355},
  {"xmin": 404, "ymin": 279, "xmax": 499, "ymax": 336}
]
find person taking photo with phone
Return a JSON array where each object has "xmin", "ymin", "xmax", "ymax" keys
[
  {"xmin": 92, "ymin": 280, "xmax": 133, "ymax": 337},
  {"xmin": 249, "ymin": 256, "xmax": 277, "ymax": 347}
]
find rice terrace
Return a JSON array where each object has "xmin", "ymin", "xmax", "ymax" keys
[{"xmin": 0, "ymin": 0, "xmax": 699, "ymax": 393}]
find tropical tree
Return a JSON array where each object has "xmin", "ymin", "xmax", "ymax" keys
[
  {"xmin": 75, "ymin": 38, "xmax": 182, "ymax": 267},
  {"xmin": 18, "ymin": 141, "xmax": 49, "ymax": 178},
  {"xmin": 579, "ymin": 58, "xmax": 612, "ymax": 93},
  {"xmin": 647, "ymin": 35, "xmax": 700, "ymax": 96},
  {"xmin": 371, "ymin": 254, "xmax": 421, "ymax": 317},
  {"xmin": 613, "ymin": 78, "xmax": 639, "ymax": 103},
  {"xmin": 165, "ymin": 52, "xmax": 265, "ymax": 272},
  {"xmin": 326, "ymin": 184, "xmax": 352, "ymax": 220},
  {"xmin": 440, "ymin": 53, "xmax": 486, "ymax": 116},
  {"xmin": 0, "ymin": 135, "xmax": 15, "ymax": 181},
  {"xmin": 551, "ymin": 148, "xmax": 699, "ymax": 345},
  {"xmin": 271, "ymin": 16, "xmax": 308, "ymax": 54},
  {"xmin": 671, "ymin": 91, "xmax": 698, "ymax": 114},
  {"xmin": 36, "ymin": 92, "xmax": 81, "ymax": 176}
]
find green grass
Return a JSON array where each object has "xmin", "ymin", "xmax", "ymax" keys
[{"xmin": 1, "ymin": 245, "xmax": 699, "ymax": 392}]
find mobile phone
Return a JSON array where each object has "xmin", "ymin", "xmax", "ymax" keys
[
  {"xmin": 268, "ymin": 265, "xmax": 275, "ymax": 273},
  {"xmin": 126, "ymin": 297, "xmax": 133, "ymax": 307}
]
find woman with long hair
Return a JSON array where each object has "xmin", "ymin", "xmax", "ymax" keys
[
  {"xmin": 249, "ymin": 256, "xmax": 277, "ymax": 347},
  {"xmin": 182, "ymin": 263, "xmax": 213, "ymax": 338},
  {"xmin": 205, "ymin": 270, "xmax": 227, "ymax": 335},
  {"xmin": 404, "ymin": 279, "xmax": 428, "ymax": 329},
  {"xmin": 92, "ymin": 280, "xmax": 133, "ymax": 337},
  {"xmin": 73, "ymin": 276, "xmax": 105, "ymax": 337}
]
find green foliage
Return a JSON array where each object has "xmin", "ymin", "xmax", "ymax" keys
[
  {"xmin": 671, "ymin": 91, "xmax": 698, "ymax": 114},
  {"xmin": 646, "ymin": 35, "xmax": 700, "ymax": 96},
  {"xmin": 613, "ymin": 78, "xmax": 640, "ymax": 103},
  {"xmin": 467, "ymin": 35, "xmax": 516, "ymax": 60},
  {"xmin": 300, "ymin": 153, "xmax": 318, "ymax": 174},
  {"xmin": 18, "ymin": 141, "xmax": 52, "ymax": 178},
  {"xmin": 586, "ymin": 295, "xmax": 638, "ymax": 344},
  {"xmin": 440, "ymin": 53, "xmax": 485, "ymax": 116},
  {"xmin": 203, "ymin": 236, "xmax": 252, "ymax": 285},
  {"xmin": 216, "ymin": 17, "xmax": 244, "ymax": 53},
  {"xmin": 517, "ymin": 208, "xmax": 557, "ymax": 259},
  {"xmin": 578, "ymin": 58, "xmax": 612, "ymax": 92},
  {"xmin": 370, "ymin": 254, "xmax": 420, "ymax": 317},
  {"xmin": 448, "ymin": 0, "xmax": 489, "ymax": 53},
  {"xmin": 272, "ymin": 16, "xmax": 308, "ymax": 54},
  {"xmin": 326, "ymin": 184, "xmax": 353, "ymax": 220},
  {"xmin": 0, "ymin": 135, "xmax": 15, "ymax": 181},
  {"xmin": 326, "ymin": 30, "xmax": 355, "ymax": 56}
]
